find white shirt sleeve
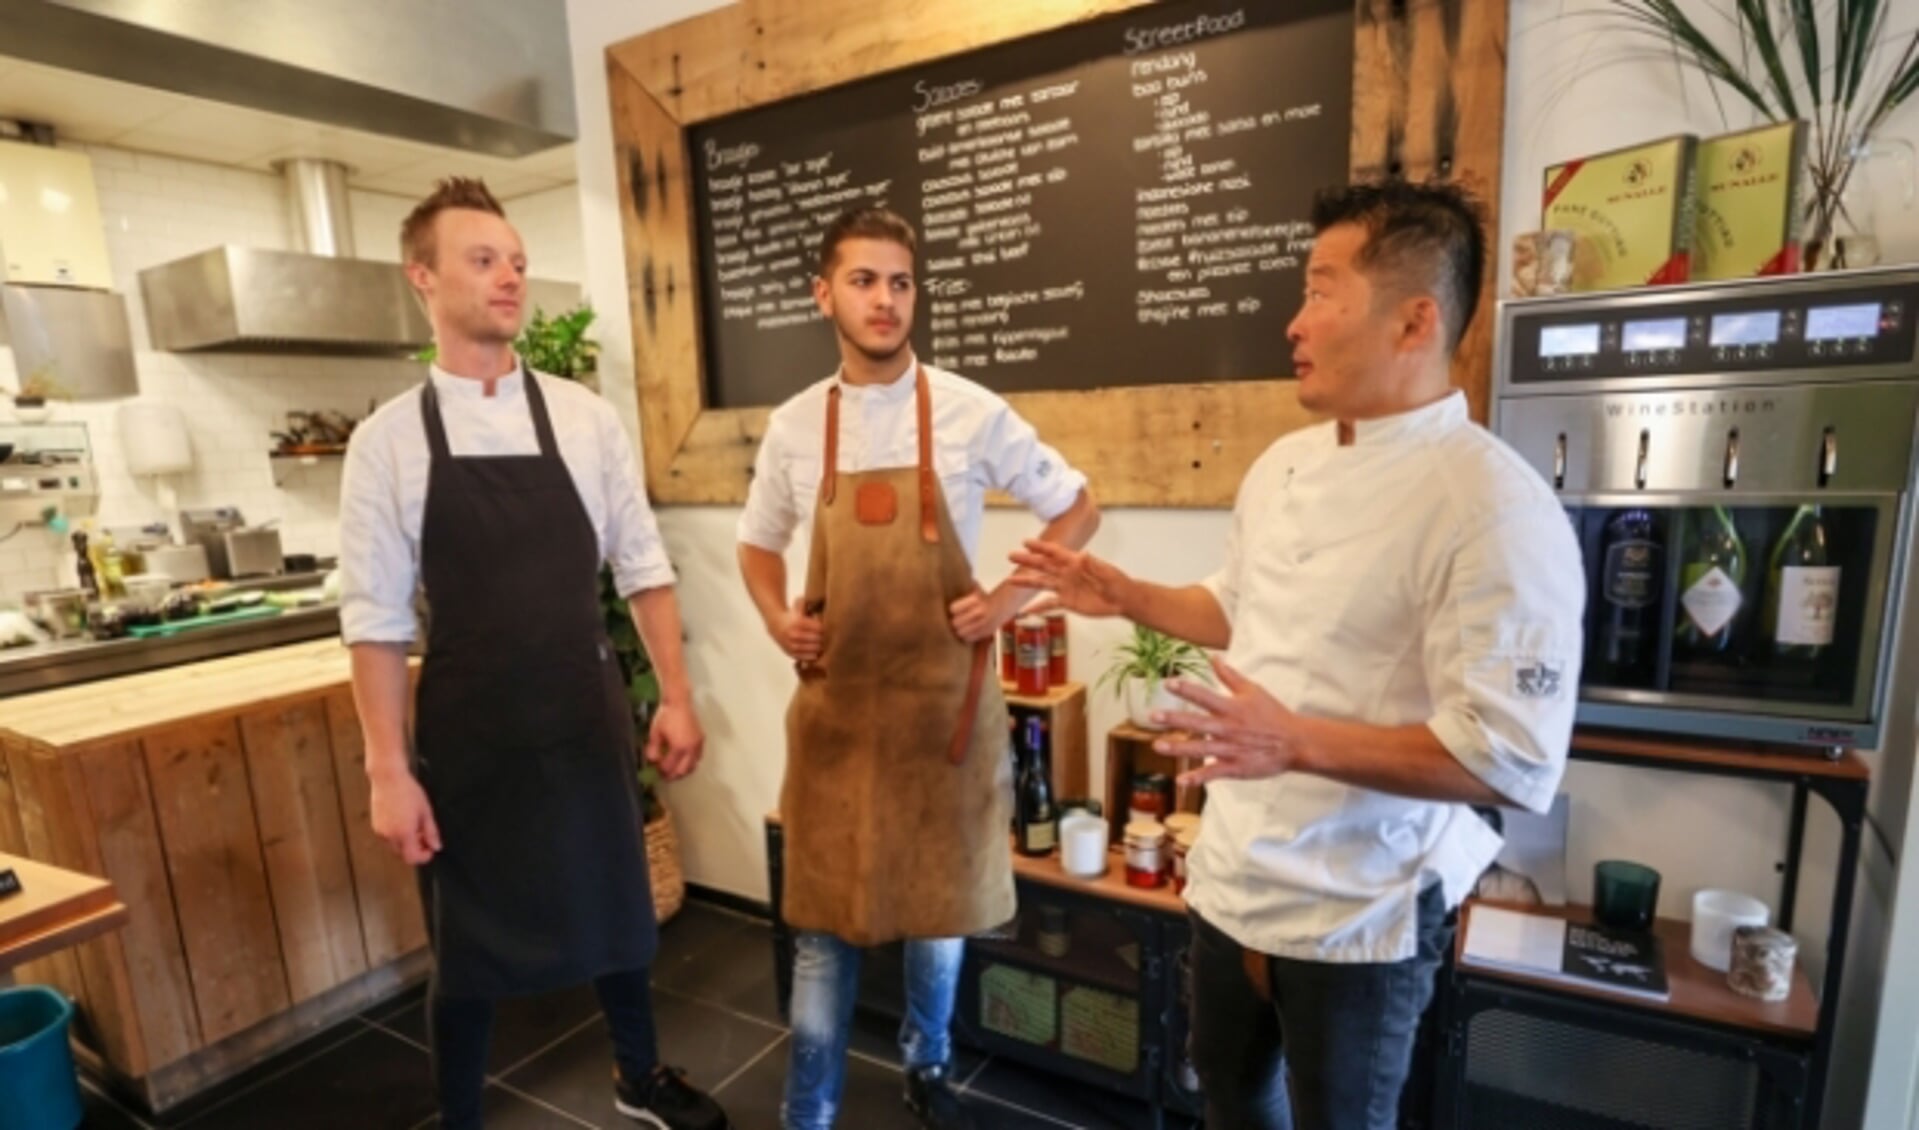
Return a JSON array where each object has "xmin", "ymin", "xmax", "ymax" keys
[
  {"xmin": 338, "ymin": 421, "xmax": 419, "ymax": 645},
  {"xmin": 977, "ymin": 399, "xmax": 1086, "ymax": 520},
  {"xmin": 599, "ymin": 403, "xmax": 677, "ymax": 597},
  {"xmin": 737, "ymin": 419, "xmax": 801, "ymax": 553},
  {"xmin": 1423, "ymin": 501, "xmax": 1586, "ymax": 813}
]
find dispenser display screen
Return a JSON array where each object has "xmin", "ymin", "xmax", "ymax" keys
[
  {"xmin": 1539, "ymin": 323, "xmax": 1601, "ymax": 358},
  {"xmin": 1806, "ymin": 302, "xmax": 1882, "ymax": 341},
  {"xmin": 1709, "ymin": 310, "xmax": 1782, "ymax": 346},
  {"xmin": 1622, "ymin": 317, "xmax": 1688, "ymax": 352}
]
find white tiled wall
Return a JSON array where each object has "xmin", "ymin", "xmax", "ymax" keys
[{"xmin": 0, "ymin": 142, "xmax": 583, "ymax": 601}]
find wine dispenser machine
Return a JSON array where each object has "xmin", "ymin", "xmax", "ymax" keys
[{"xmin": 1494, "ymin": 267, "xmax": 1919, "ymax": 752}]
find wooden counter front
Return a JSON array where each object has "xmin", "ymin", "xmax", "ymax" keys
[{"xmin": 0, "ymin": 639, "xmax": 428, "ymax": 1113}]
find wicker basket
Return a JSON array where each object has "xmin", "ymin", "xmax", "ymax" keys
[{"xmin": 645, "ymin": 805, "xmax": 685, "ymax": 924}]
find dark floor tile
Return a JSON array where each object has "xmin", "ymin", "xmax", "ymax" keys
[
  {"xmin": 660, "ymin": 912, "xmax": 784, "ymax": 1026},
  {"xmin": 177, "ymin": 1026, "xmax": 436, "ymax": 1130},
  {"xmin": 654, "ymin": 901, "xmax": 765, "ymax": 983},
  {"xmin": 408, "ymin": 1084, "xmax": 597, "ymax": 1129},
  {"xmin": 967, "ymin": 1057, "xmax": 1189, "ymax": 1130},
  {"xmin": 710, "ymin": 1033, "xmax": 935, "ymax": 1130},
  {"xmin": 79, "ymin": 1082, "xmax": 152, "ymax": 1130},
  {"xmin": 502, "ymin": 989, "xmax": 783, "ymax": 1126},
  {"xmin": 375, "ymin": 982, "xmax": 605, "ymax": 1074}
]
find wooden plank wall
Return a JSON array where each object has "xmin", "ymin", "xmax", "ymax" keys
[
  {"xmin": 0, "ymin": 688, "xmax": 428, "ymax": 1082},
  {"xmin": 607, "ymin": 0, "xmax": 1506, "ymax": 508}
]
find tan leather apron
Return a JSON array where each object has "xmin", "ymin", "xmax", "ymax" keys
[{"xmin": 781, "ymin": 366, "xmax": 1015, "ymax": 946}]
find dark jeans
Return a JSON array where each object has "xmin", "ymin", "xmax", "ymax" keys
[
  {"xmin": 1188, "ymin": 885, "xmax": 1452, "ymax": 1130},
  {"xmin": 430, "ymin": 967, "xmax": 659, "ymax": 1130}
]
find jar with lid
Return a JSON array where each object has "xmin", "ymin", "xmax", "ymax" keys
[
  {"xmin": 1172, "ymin": 825, "xmax": 1200, "ymax": 894},
  {"xmin": 1129, "ymin": 773, "xmax": 1174, "ymax": 824},
  {"xmin": 1124, "ymin": 820, "xmax": 1168, "ymax": 889}
]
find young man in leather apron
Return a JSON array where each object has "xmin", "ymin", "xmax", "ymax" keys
[
  {"xmin": 341, "ymin": 178, "xmax": 730, "ymax": 1130},
  {"xmin": 737, "ymin": 207, "xmax": 1100, "ymax": 1130}
]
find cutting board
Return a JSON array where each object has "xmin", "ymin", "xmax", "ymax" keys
[{"xmin": 127, "ymin": 604, "xmax": 283, "ymax": 639}]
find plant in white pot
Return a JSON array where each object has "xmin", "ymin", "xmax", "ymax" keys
[{"xmin": 1097, "ymin": 624, "xmax": 1213, "ymax": 731}]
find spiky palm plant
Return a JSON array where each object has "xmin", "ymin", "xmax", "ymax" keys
[{"xmin": 1610, "ymin": 0, "xmax": 1919, "ymax": 268}]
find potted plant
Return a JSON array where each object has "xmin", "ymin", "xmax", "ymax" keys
[
  {"xmin": 600, "ymin": 570, "xmax": 684, "ymax": 924},
  {"xmin": 11, "ymin": 369, "xmax": 68, "ymax": 422},
  {"xmin": 1607, "ymin": 0, "xmax": 1919, "ymax": 269},
  {"xmin": 416, "ymin": 303, "xmax": 600, "ymax": 388},
  {"xmin": 1096, "ymin": 624, "xmax": 1214, "ymax": 731},
  {"xmin": 516, "ymin": 305, "xmax": 601, "ymax": 388}
]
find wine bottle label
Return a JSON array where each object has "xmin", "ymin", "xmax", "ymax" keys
[
  {"xmin": 1603, "ymin": 539, "xmax": 1660, "ymax": 608},
  {"xmin": 1681, "ymin": 565, "xmax": 1742, "ymax": 636},
  {"xmin": 1025, "ymin": 821, "xmax": 1056, "ymax": 852},
  {"xmin": 1777, "ymin": 566, "xmax": 1840, "ymax": 646}
]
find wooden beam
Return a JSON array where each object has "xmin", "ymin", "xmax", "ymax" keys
[
  {"xmin": 142, "ymin": 719, "xmax": 290, "ymax": 1044},
  {"xmin": 238, "ymin": 702, "xmax": 369, "ymax": 1004},
  {"xmin": 323, "ymin": 692, "xmax": 428, "ymax": 966},
  {"xmin": 73, "ymin": 738, "xmax": 202, "ymax": 1074}
]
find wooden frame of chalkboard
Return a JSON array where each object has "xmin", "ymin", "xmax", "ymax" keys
[{"xmin": 608, "ymin": 0, "xmax": 1507, "ymax": 508}]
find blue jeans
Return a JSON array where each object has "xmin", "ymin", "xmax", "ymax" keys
[
  {"xmin": 1188, "ymin": 885, "xmax": 1452, "ymax": 1130},
  {"xmin": 782, "ymin": 932, "xmax": 964, "ymax": 1130}
]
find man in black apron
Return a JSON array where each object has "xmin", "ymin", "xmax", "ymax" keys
[{"xmin": 340, "ymin": 178, "xmax": 730, "ymax": 1130}]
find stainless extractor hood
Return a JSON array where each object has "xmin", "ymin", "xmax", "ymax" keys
[
  {"xmin": 0, "ymin": 0, "xmax": 575, "ymax": 158},
  {"xmin": 138, "ymin": 160, "xmax": 578, "ymax": 355}
]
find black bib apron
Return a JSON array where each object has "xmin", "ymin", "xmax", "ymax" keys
[{"xmin": 413, "ymin": 371, "xmax": 656, "ymax": 998}]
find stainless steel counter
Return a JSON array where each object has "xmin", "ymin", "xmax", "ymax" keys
[
  {"xmin": 0, "ymin": 605, "xmax": 343, "ymax": 698},
  {"xmin": 0, "ymin": 572, "xmax": 346, "ymax": 698}
]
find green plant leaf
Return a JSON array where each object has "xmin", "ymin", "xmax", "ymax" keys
[
  {"xmin": 628, "ymin": 670, "xmax": 661, "ymax": 709},
  {"xmin": 1608, "ymin": 1, "xmax": 1778, "ymax": 118},
  {"xmin": 1097, "ymin": 623, "xmax": 1214, "ymax": 699},
  {"xmin": 1732, "ymin": 0, "xmax": 1800, "ymax": 118}
]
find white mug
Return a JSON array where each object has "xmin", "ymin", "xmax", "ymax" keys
[{"xmin": 1691, "ymin": 889, "xmax": 1771, "ymax": 972}]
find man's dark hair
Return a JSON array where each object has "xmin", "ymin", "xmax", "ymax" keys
[
  {"xmin": 1310, "ymin": 180, "xmax": 1487, "ymax": 353},
  {"xmin": 401, "ymin": 177, "xmax": 506, "ymax": 267},
  {"xmin": 817, "ymin": 205, "xmax": 917, "ymax": 278}
]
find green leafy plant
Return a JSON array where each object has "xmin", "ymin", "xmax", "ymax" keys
[
  {"xmin": 1096, "ymin": 624, "xmax": 1213, "ymax": 699},
  {"xmin": 14, "ymin": 367, "xmax": 70, "ymax": 402},
  {"xmin": 517, "ymin": 306, "xmax": 600, "ymax": 382},
  {"xmin": 601, "ymin": 569, "xmax": 665, "ymax": 822},
  {"xmin": 415, "ymin": 304, "xmax": 600, "ymax": 384},
  {"xmin": 1607, "ymin": 0, "xmax": 1919, "ymax": 268}
]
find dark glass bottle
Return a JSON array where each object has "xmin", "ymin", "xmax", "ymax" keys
[
  {"xmin": 1675, "ymin": 506, "xmax": 1746, "ymax": 654},
  {"xmin": 71, "ymin": 530, "xmax": 100, "ymax": 600},
  {"xmin": 1014, "ymin": 716, "xmax": 1056, "ymax": 857},
  {"xmin": 1597, "ymin": 509, "xmax": 1663, "ymax": 683}
]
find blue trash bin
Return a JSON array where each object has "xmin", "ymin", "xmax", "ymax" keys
[{"xmin": 0, "ymin": 985, "xmax": 82, "ymax": 1130}]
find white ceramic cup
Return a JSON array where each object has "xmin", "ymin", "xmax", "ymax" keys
[
  {"xmin": 1691, "ymin": 889, "xmax": 1771, "ymax": 972},
  {"xmin": 1060, "ymin": 813, "xmax": 1109, "ymax": 879}
]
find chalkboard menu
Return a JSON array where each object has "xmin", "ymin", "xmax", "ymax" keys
[{"xmin": 689, "ymin": 0, "xmax": 1353, "ymax": 409}]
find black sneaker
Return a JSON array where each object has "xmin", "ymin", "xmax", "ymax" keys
[
  {"xmin": 614, "ymin": 1065, "xmax": 730, "ymax": 1129},
  {"xmin": 903, "ymin": 1062, "xmax": 975, "ymax": 1130}
]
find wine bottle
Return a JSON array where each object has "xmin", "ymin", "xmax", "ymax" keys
[
  {"xmin": 1765, "ymin": 505, "xmax": 1840, "ymax": 661},
  {"xmin": 1597, "ymin": 509, "xmax": 1663, "ymax": 682},
  {"xmin": 1675, "ymin": 506, "xmax": 1746, "ymax": 654},
  {"xmin": 1015, "ymin": 716, "xmax": 1056, "ymax": 857}
]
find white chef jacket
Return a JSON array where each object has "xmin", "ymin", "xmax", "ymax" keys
[
  {"xmin": 737, "ymin": 355, "xmax": 1086, "ymax": 566},
  {"xmin": 338, "ymin": 364, "xmax": 674, "ymax": 645},
  {"xmin": 1186, "ymin": 391, "xmax": 1585, "ymax": 963}
]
